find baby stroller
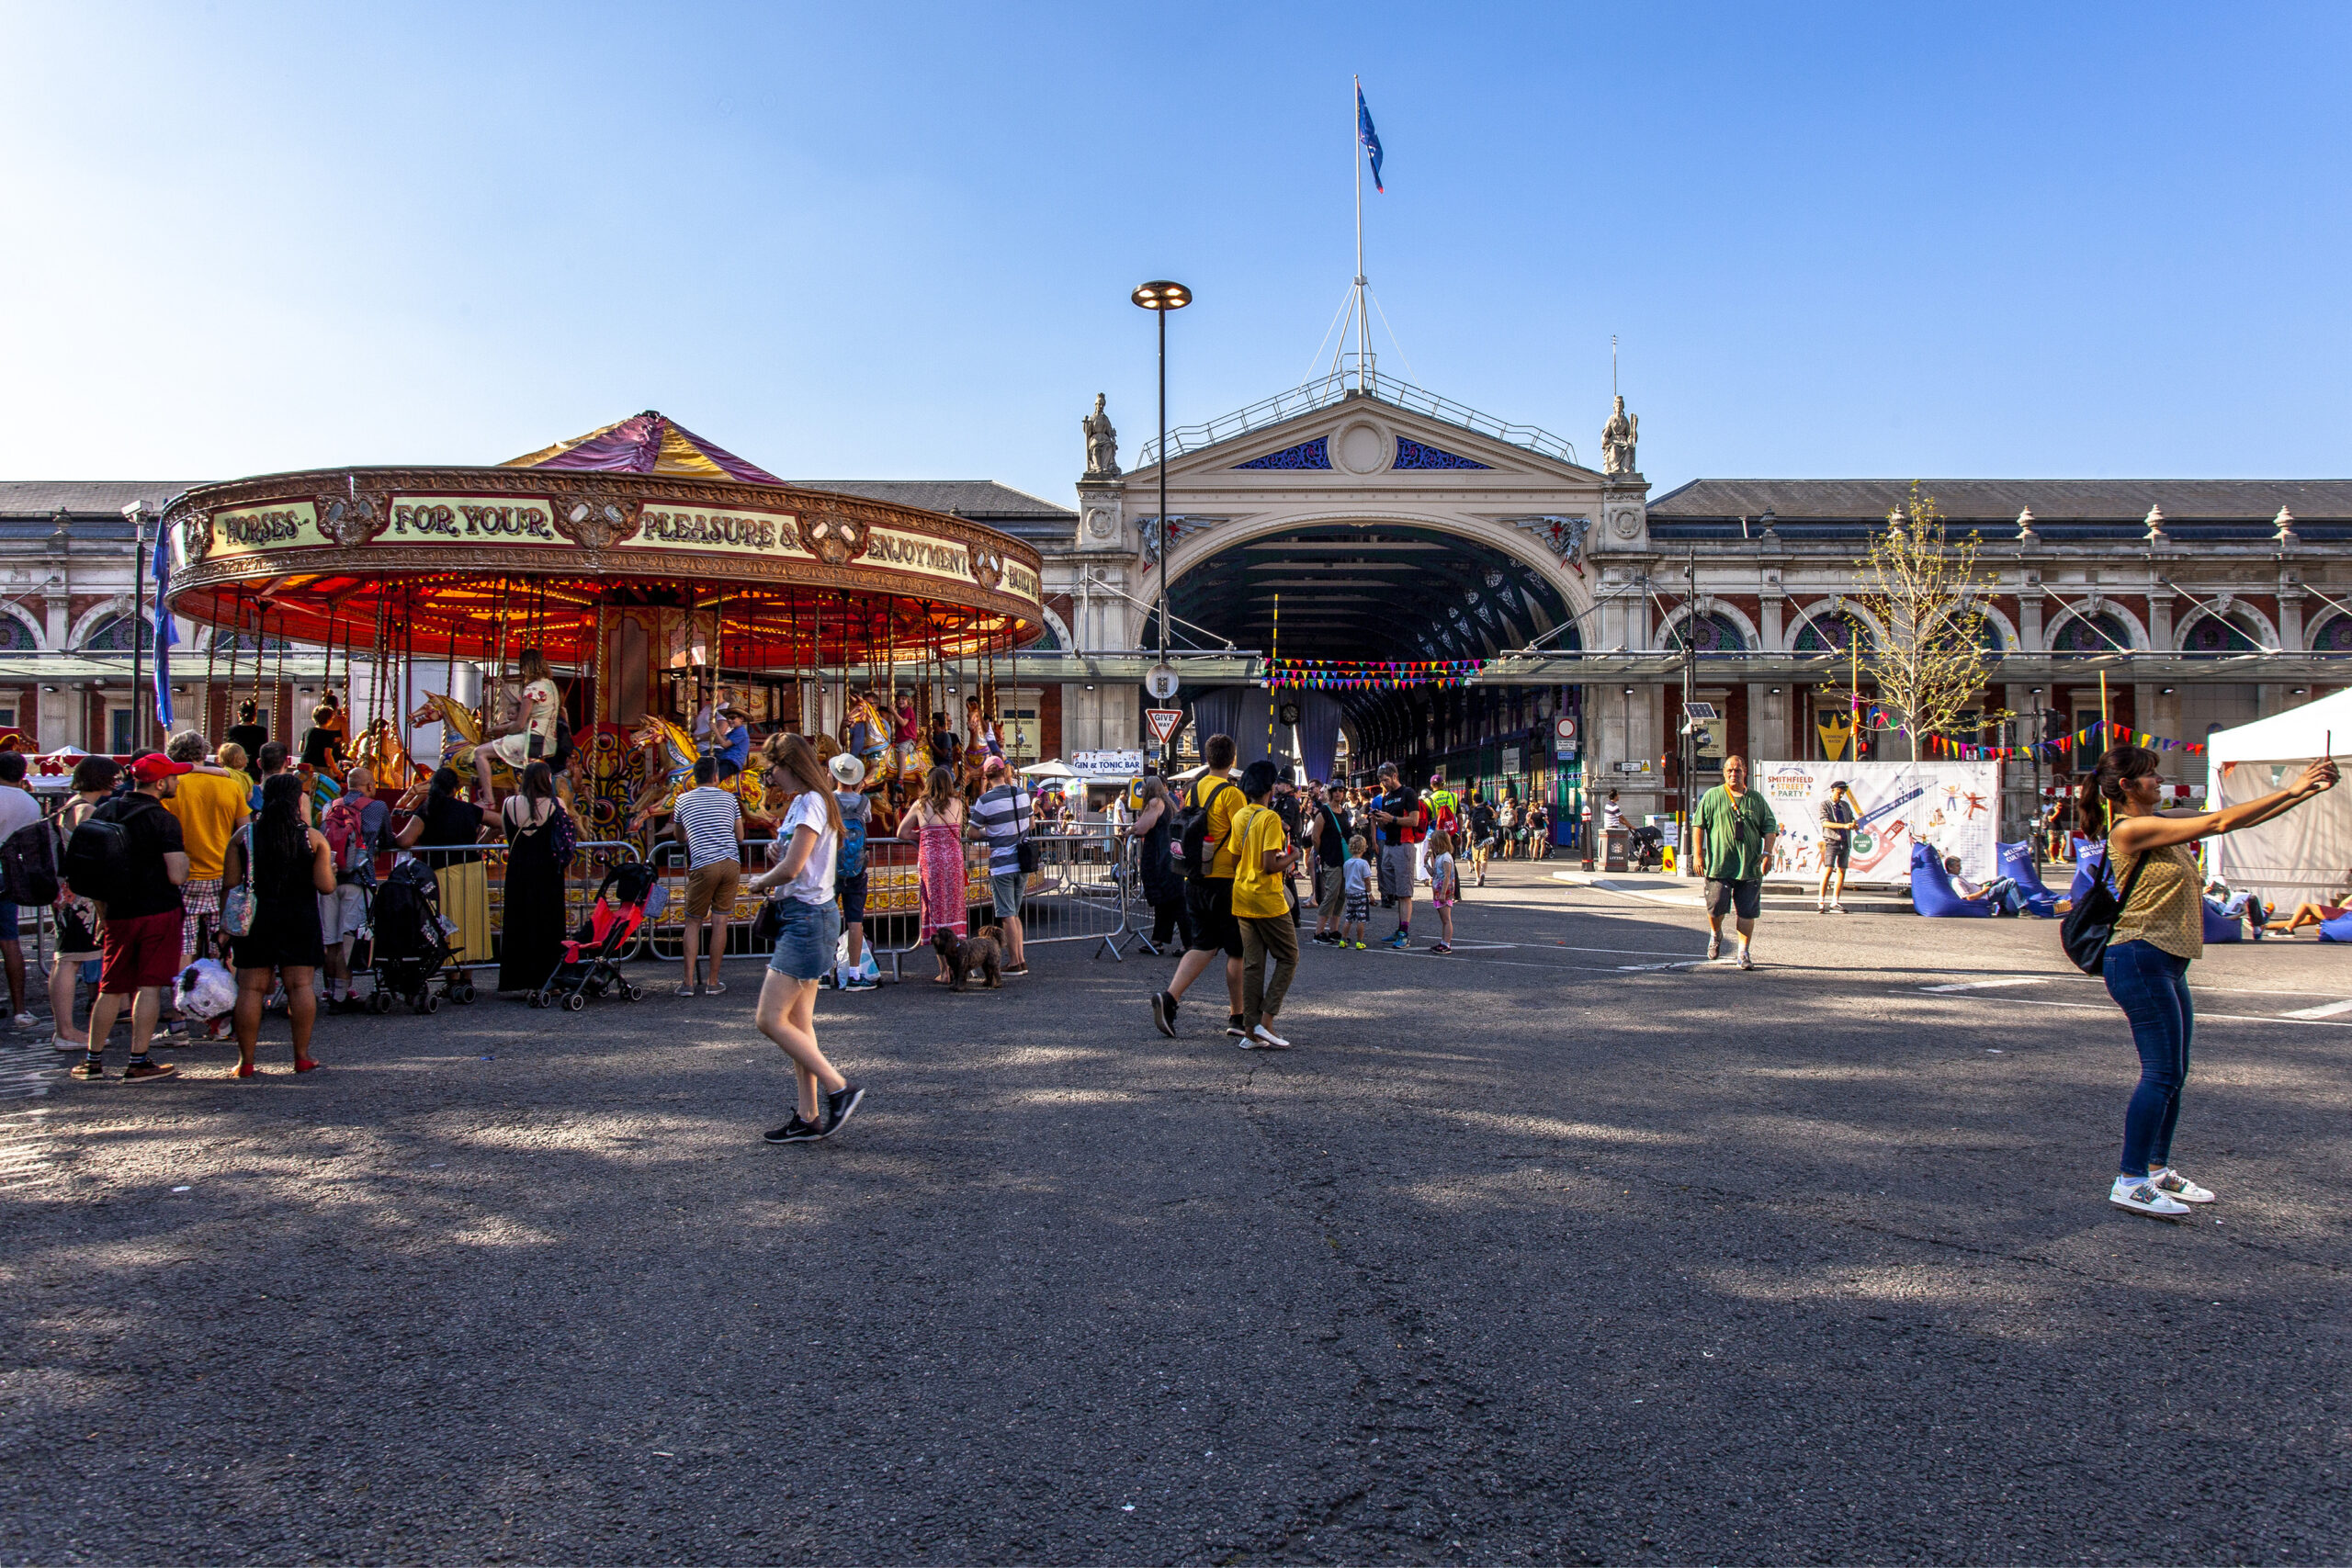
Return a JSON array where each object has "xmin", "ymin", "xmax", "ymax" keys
[
  {"xmin": 367, "ymin": 860, "xmax": 473, "ymax": 1014},
  {"xmin": 1630, "ymin": 824, "xmax": 1666, "ymax": 873},
  {"xmin": 532, "ymin": 861, "xmax": 663, "ymax": 1012}
]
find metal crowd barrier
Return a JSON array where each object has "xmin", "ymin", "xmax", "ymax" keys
[
  {"xmin": 632, "ymin": 826, "xmax": 1143, "ymax": 980},
  {"xmin": 394, "ymin": 838, "xmax": 648, "ymax": 972}
]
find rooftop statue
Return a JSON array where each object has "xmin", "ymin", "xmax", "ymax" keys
[
  {"xmin": 1601, "ymin": 394, "xmax": 1639, "ymax": 477},
  {"xmin": 1083, "ymin": 393, "xmax": 1120, "ymax": 479}
]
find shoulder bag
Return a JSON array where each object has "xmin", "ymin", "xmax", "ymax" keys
[
  {"xmin": 220, "ymin": 824, "xmax": 257, "ymax": 939},
  {"xmin": 2061, "ymin": 845, "xmax": 2150, "ymax": 976}
]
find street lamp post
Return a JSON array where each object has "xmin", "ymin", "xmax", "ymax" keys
[{"xmin": 1130, "ymin": 280, "xmax": 1191, "ymax": 682}]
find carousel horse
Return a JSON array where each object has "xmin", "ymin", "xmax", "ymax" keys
[
  {"xmin": 406, "ymin": 692, "xmax": 507, "ymax": 782},
  {"xmin": 353, "ymin": 718, "xmax": 423, "ymax": 790},
  {"xmin": 841, "ymin": 692, "xmax": 894, "ymax": 793},
  {"xmin": 628, "ymin": 714, "xmax": 768, "ymax": 826}
]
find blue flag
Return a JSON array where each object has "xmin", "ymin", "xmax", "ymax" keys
[
  {"xmin": 1357, "ymin": 85, "xmax": 1384, "ymax": 193},
  {"xmin": 150, "ymin": 516, "xmax": 177, "ymax": 728}
]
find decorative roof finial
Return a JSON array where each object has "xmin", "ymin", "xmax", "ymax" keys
[
  {"xmin": 2275, "ymin": 504, "xmax": 2298, "ymax": 544},
  {"xmin": 2144, "ymin": 502, "xmax": 2167, "ymax": 543},
  {"xmin": 2015, "ymin": 506, "xmax": 2037, "ymax": 543}
]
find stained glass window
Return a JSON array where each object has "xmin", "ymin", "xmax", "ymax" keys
[
  {"xmin": 82, "ymin": 615, "xmax": 153, "ymax": 652},
  {"xmin": 1234, "ymin": 437, "xmax": 1331, "ymax": 470},
  {"xmin": 0, "ymin": 615, "xmax": 37, "ymax": 652},
  {"xmin": 1667, "ymin": 612, "xmax": 1747, "ymax": 653},
  {"xmin": 2050, "ymin": 612, "xmax": 2131, "ymax": 653},
  {"xmin": 2178, "ymin": 614, "xmax": 2258, "ymax": 654},
  {"xmin": 1792, "ymin": 613, "xmax": 1871, "ymax": 653},
  {"xmin": 1392, "ymin": 438, "xmax": 1490, "ymax": 470},
  {"xmin": 2312, "ymin": 615, "xmax": 2352, "ymax": 653}
]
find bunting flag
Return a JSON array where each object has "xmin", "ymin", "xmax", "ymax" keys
[
  {"xmin": 1263, "ymin": 657, "xmax": 1480, "ymax": 691},
  {"xmin": 1861, "ymin": 716, "xmax": 2209, "ymax": 763}
]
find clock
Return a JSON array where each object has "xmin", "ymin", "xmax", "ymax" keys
[{"xmin": 1278, "ymin": 701, "xmax": 1302, "ymax": 727}]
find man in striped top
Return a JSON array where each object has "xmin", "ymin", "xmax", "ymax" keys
[
  {"xmin": 967, "ymin": 756, "xmax": 1031, "ymax": 976},
  {"xmin": 672, "ymin": 756, "xmax": 743, "ymax": 996}
]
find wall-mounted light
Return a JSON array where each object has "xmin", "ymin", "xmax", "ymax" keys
[
  {"xmin": 2161, "ymin": 686, "xmax": 2174, "ymax": 695},
  {"xmin": 39, "ymin": 684, "xmax": 55, "ymax": 694},
  {"xmin": 2293, "ymin": 686, "xmax": 2309, "ymax": 695}
]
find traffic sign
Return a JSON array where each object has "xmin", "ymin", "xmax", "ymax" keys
[
  {"xmin": 1145, "ymin": 663, "xmax": 1181, "ymax": 700},
  {"xmin": 1146, "ymin": 707, "xmax": 1183, "ymax": 745}
]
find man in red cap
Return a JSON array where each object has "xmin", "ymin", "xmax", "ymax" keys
[{"xmin": 71, "ymin": 752, "xmax": 190, "ymax": 1082}]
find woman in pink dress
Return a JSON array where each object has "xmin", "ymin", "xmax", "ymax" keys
[{"xmin": 898, "ymin": 765, "xmax": 967, "ymax": 984}]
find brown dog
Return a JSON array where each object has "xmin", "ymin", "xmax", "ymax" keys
[{"xmin": 933, "ymin": 924, "xmax": 1004, "ymax": 991}]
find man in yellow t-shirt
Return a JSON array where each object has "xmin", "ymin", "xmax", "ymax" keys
[
  {"xmin": 161, "ymin": 729, "xmax": 251, "ymax": 965},
  {"xmin": 1228, "ymin": 760, "xmax": 1301, "ymax": 1050},
  {"xmin": 1149, "ymin": 733, "xmax": 1246, "ymax": 1040}
]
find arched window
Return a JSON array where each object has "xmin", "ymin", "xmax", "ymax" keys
[
  {"xmin": 0, "ymin": 615, "xmax": 38, "ymax": 652},
  {"xmin": 2312, "ymin": 615, "xmax": 2352, "ymax": 653},
  {"xmin": 82, "ymin": 615, "xmax": 153, "ymax": 652},
  {"xmin": 211, "ymin": 630, "xmax": 290, "ymax": 655},
  {"xmin": 1792, "ymin": 612, "xmax": 1871, "ymax": 653},
  {"xmin": 1667, "ymin": 611, "xmax": 1747, "ymax": 653},
  {"xmin": 2178, "ymin": 613, "xmax": 2260, "ymax": 655},
  {"xmin": 2050, "ymin": 611, "xmax": 2131, "ymax": 653}
]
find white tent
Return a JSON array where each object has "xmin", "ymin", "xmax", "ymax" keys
[
  {"xmin": 2204, "ymin": 690, "xmax": 2352, "ymax": 907},
  {"xmin": 1020, "ymin": 760, "xmax": 1079, "ymax": 780}
]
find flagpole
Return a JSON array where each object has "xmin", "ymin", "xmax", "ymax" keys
[{"xmin": 1353, "ymin": 75, "xmax": 1367, "ymax": 394}]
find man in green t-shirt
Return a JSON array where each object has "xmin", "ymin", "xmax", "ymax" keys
[{"xmin": 1694, "ymin": 755, "xmax": 1780, "ymax": 970}]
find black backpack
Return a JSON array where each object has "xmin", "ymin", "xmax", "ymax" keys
[
  {"xmin": 1173, "ymin": 778, "xmax": 1238, "ymax": 880},
  {"xmin": 62, "ymin": 799, "xmax": 136, "ymax": 907},
  {"xmin": 2061, "ymin": 847, "xmax": 2149, "ymax": 976},
  {"xmin": 1, "ymin": 807, "xmax": 60, "ymax": 907}
]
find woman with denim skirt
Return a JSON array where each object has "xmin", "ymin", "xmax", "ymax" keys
[
  {"xmin": 2078, "ymin": 743, "xmax": 2335, "ymax": 1217},
  {"xmin": 747, "ymin": 733, "xmax": 865, "ymax": 1145}
]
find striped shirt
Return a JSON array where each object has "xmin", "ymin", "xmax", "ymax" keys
[
  {"xmin": 967, "ymin": 784, "xmax": 1031, "ymax": 874},
  {"xmin": 673, "ymin": 785, "xmax": 742, "ymax": 870}
]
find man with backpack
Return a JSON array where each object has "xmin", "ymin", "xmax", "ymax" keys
[
  {"xmin": 828, "ymin": 750, "xmax": 876, "ymax": 991},
  {"xmin": 1367, "ymin": 762, "xmax": 1428, "ymax": 948},
  {"xmin": 318, "ymin": 763, "xmax": 392, "ymax": 1010},
  {"xmin": 1149, "ymin": 733, "xmax": 1246, "ymax": 1039},
  {"xmin": 67, "ymin": 752, "xmax": 192, "ymax": 1082},
  {"xmin": 0, "ymin": 750, "xmax": 45, "ymax": 1029},
  {"xmin": 161, "ymin": 730, "xmax": 251, "ymax": 971}
]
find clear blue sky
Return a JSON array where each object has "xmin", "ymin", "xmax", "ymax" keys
[{"xmin": 4, "ymin": 3, "xmax": 2347, "ymax": 504}]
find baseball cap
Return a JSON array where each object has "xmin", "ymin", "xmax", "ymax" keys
[
  {"xmin": 826, "ymin": 751, "xmax": 866, "ymax": 787},
  {"xmin": 130, "ymin": 752, "xmax": 191, "ymax": 784},
  {"xmin": 1430, "ymin": 772, "xmax": 1443, "ymax": 786},
  {"xmin": 983, "ymin": 756, "xmax": 1009, "ymax": 776}
]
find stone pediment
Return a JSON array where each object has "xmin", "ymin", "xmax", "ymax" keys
[{"xmin": 1146, "ymin": 393, "xmax": 1602, "ymax": 492}]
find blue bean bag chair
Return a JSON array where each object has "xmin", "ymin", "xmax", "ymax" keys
[
  {"xmin": 1911, "ymin": 842, "xmax": 1994, "ymax": 917},
  {"xmin": 2201, "ymin": 898, "xmax": 2245, "ymax": 944},
  {"xmin": 2316, "ymin": 912, "xmax": 2352, "ymax": 943},
  {"xmin": 1996, "ymin": 840, "xmax": 2064, "ymax": 918}
]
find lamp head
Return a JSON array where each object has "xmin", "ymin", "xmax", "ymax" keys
[{"xmin": 1130, "ymin": 280, "xmax": 1192, "ymax": 311}]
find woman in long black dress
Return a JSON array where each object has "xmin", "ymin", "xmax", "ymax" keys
[
  {"xmin": 498, "ymin": 761, "xmax": 569, "ymax": 993},
  {"xmin": 1125, "ymin": 775, "xmax": 1192, "ymax": 953},
  {"xmin": 223, "ymin": 773, "xmax": 334, "ymax": 1077},
  {"xmin": 396, "ymin": 767, "xmax": 491, "ymax": 970}
]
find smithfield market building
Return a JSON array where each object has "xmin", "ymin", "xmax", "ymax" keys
[{"xmin": 6, "ymin": 374, "xmax": 2351, "ymax": 850}]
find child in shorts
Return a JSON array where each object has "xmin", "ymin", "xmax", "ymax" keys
[
  {"xmin": 1427, "ymin": 829, "xmax": 1459, "ymax": 953},
  {"xmin": 1341, "ymin": 835, "xmax": 1373, "ymax": 949}
]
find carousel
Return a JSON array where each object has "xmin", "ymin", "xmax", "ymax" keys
[{"xmin": 161, "ymin": 411, "xmax": 1046, "ymax": 930}]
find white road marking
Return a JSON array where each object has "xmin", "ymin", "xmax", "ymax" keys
[
  {"xmin": 2279, "ymin": 998, "xmax": 2352, "ymax": 1020},
  {"xmin": 1922, "ymin": 977, "xmax": 2049, "ymax": 993},
  {"xmin": 2007, "ymin": 998, "xmax": 2352, "ymax": 1029}
]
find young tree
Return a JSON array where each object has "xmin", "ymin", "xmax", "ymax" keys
[{"xmin": 1856, "ymin": 484, "xmax": 2006, "ymax": 761}]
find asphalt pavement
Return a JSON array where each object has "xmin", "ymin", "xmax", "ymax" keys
[{"xmin": 2, "ymin": 861, "xmax": 2347, "ymax": 1563}]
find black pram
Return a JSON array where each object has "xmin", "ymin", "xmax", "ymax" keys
[
  {"xmin": 1630, "ymin": 824, "xmax": 1666, "ymax": 872},
  {"xmin": 365, "ymin": 860, "xmax": 475, "ymax": 1014}
]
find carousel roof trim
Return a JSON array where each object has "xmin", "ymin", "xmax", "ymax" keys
[{"xmin": 503, "ymin": 411, "xmax": 786, "ymax": 487}]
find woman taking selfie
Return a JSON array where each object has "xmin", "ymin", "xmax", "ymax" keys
[{"xmin": 2077, "ymin": 742, "xmax": 2336, "ymax": 1217}]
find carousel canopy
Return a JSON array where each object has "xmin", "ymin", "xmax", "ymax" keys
[
  {"xmin": 161, "ymin": 415, "xmax": 1045, "ymax": 668},
  {"xmin": 503, "ymin": 411, "xmax": 786, "ymax": 487}
]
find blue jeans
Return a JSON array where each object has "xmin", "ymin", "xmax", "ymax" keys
[
  {"xmin": 765, "ymin": 897, "xmax": 842, "ymax": 984},
  {"xmin": 2103, "ymin": 939, "xmax": 2193, "ymax": 1176},
  {"xmin": 1980, "ymin": 876, "xmax": 2026, "ymax": 915}
]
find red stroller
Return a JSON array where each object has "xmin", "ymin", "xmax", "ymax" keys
[{"xmin": 530, "ymin": 862, "xmax": 664, "ymax": 1012}]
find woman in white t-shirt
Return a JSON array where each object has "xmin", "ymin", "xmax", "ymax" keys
[{"xmin": 745, "ymin": 733, "xmax": 865, "ymax": 1144}]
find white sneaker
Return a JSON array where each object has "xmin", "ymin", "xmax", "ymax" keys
[
  {"xmin": 2150, "ymin": 1168, "xmax": 2216, "ymax": 1203},
  {"xmin": 1815, "ymin": 901, "xmax": 1827, "ymax": 914},
  {"xmin": 1829, "ymin": 901, "xmax": 1849, "ymax": 914},
  {"xmin": 2111, "ymin": 1176, "xmax": 2192, "ymax": 1217},
  {"xmin": 51, "ymin": 1034, "xmax": 84, "ymax": 1054},
  {"xmin": 1251, "ymin": 1022, "xmax": 1291, "ymax": 1048},
  {"xmin": 10, "ymin": 1011, "xmax": 36, "ymax": 1030}
]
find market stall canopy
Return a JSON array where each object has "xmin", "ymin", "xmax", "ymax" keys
[
  {"xmin": 1020, "ymin": 760, "xmax": 1080, "ymax": 779},
  {"xmin": 2204, "ymin": 689, "xmax": 2352, "ymax": 908},
  {"xmin": 504, "ymin": 411, "xmax": 786, "ymax": 487},
  {"xmin": 160, "ymin": 413, "xmax": 1044, "ymax": 666}
]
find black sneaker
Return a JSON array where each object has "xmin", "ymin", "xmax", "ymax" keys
[
  {"xmin": 1150, "ymin": 991, "xmax": 1177, "ymax": 1038},
  {"xmin": 70, "ymin": 1057, "xmax": 110, "ymax": 1081},
  {"xmin": 1226, "ymin": 1015, "xmax": 1249, "ymax": 1039},
  {"xmin": 763, "ymin": 1116, "xmax": 825, "ymax": 1144},
  {"xmin": 121, "ymin": 1059, "xmax": 178, "ymax": 1083},
  {"xmin": 822, "ymin": 1082, "xmax": 865, "ymax": 1136}
]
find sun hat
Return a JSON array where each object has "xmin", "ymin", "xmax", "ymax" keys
[{"xmin": 827, "ymin": 751, "xmax": 866, "ymax": 787}]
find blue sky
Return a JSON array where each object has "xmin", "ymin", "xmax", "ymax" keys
[{"xmin": 4, "ymin": 3, "xmax": 2347, "ymax": 504}]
